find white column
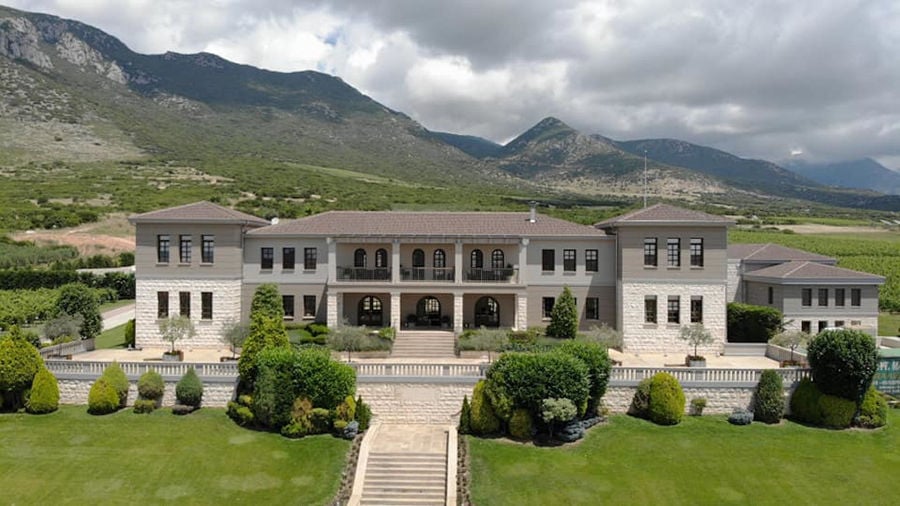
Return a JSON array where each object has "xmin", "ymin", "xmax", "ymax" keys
[
  {"xmin": 391, "ymin": 240, "xmax": 401, "ymax": 283},
  {"xmin": 454, "ymin": 240, "xmax": 463, "ymax": 284},
  {"xmin": 515, "ymin": 293, "xmax": 528, "ymax": 330},
  {"xmin": 326, "ymin": 291, "xmax": 339, "ymax": 328},
  {"xmin": 453, "ymin": 292, "xmax": 464, "ymax": 334},
  {"xmin": 518, "ymin": 238, "xmax": 529, "ymax": 284},
  {"xmin": 327, "ymin": 237, "xmax": 336, "ymax": 282},
  {"xmin": 390, "ymin": 291, "xmax": 401, "ymax": 330}
]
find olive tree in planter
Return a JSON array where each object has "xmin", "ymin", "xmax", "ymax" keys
[
  {"xmin": 679, "ymin": 323, "xmax": 714, "ymax": 367},
  {"xmin": 221, "ymin": 321, "xmax": 250, "ymax": 361},
  {"xmin": 770, "ymin": 330, "xmax": 809, "ymax": 367},
  {"xmin": 158, "ymin": 315, "xmax": 196, "ymax": 361}
]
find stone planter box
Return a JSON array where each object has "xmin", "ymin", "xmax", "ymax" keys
[
  {"xmin": 687, "ymin": 358, "xmax": 707, "ymax": 368},
  {"xmin": 162, "ymin": 351, "xmax": 184, "ymax": 362}
]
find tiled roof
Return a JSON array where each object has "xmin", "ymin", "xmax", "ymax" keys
[
  {"xmin": 595, "ymin": 203, "xmax": 733, "ymax": 228},
  {"xmin": 129, "ymin": 201, "xmax": 269, "ymax": 226},
  {"xmin": 247, "ymin": 211, "xmax": 609, "ymax": 238},
  {"xmin": 743, "ymin": 261, "xmax": 885, "ymax": 284},
  {"xmin": 728, "ymin": 243, "xmax": 835, "ymax": 263}
]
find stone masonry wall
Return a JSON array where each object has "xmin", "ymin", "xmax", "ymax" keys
[
  {"xmin": 57, "ymin": 378, "xmax": 236, "ymax": 407},
  {"xmin": 357, "ymin": 382, "xmax": 475, "ymax": 424},
  {"xmin": 136, "ymin": 278, "xmax": 242, "ymax": 349}
]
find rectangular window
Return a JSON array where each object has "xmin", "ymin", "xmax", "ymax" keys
[
  {"xmin": 643, "ymin": 238, "xmax": 657, "ymax": 267},
  {"xmin": 835, "ymin": 320, "xmax": 845, "ymax": 328},
  {"xmin": 767, "ymin": 286, "xmax": 774, "ymax": 305},
  {"xmin": 179, "ymin": 291, "xmax": 190, "ymax": 318},
  {"xmin": 303, "ymin": 295, "xmax": 317, "ymax": 318},
  {"xmin": 801, "ymin": 321, "xmax": 811, "ymax": 334},
  {"xmin": 283, "ymin": 247, "xmax": 295, "ymax": 270},
  {"xmin": 157, "ymin": 235, "xmax": 170, "ymax": 264},
  {"xmin": 563, "ymin": 249, "xmax": 576, "ymax": 272},
  {"xmin": 282, "ymin": 295, "xmax": 295, "ymax": 319},
  {"xmin": 851, "ymin": 288, "xmax": 861, "ymax": 307},
  {"xmin": 690, "ymin": 296, "xmax": 703, "ymax": 323},
  {"xmin": 541, "ymin": 249, "xmax": 555, "ymax": 271},
  {"xmin": 801, "ymin": 288, "xmax": 812, "ymax": 307},
  {"xmin": 585, "ymin": 249, "xmax": 598, "ymax": 272},
  {"xmin": 667, "ymin": 296, "xmax": 680, "ymax": 324},
  {"xmin": 201, "ymin": 235, "xmax": 214, "ymax": 264},
  {"xmin": 818, "ymin": 288, "xmax": 828, "ymax": 307},
  {"xmin": 261, "ymin": 247, "xmax": 274, "ymax": 269},
  {"xmin": 835, "ymin": 288, "xmax": 845, "ymax": 307},
  {"xmin": 818, "ymin": 320, "xmax": 828, "ymax": 333},
  {"xmin": 304, "ymin": 247, "xmax": 317, "ymax": 270},
  {"xmin": 667, "ymin": 238, "xmax": 681, "ymax": 267},
  {"xmin": 179, "ymin": 235, "xmax": 192, "ymax": 264},
  {"xmin": 542, "ymin": 297, "xmax": 555, "ymax": 319},
  {"xmin": 644, "ymin": 296, "xmax": 657, "ymax": 324},
  {"xmin": 690, "ymin": 238, "xmax": 704, "ymax": 267},
  {"xmin": 201, "ymin": 292, "xmax": 213, "ymax": 320},
  {"xmin": 157, "ymin": 292, "xmax": 169, "ymax": 319},
  {"xmin": 851, "ymin": 320, "xmax": 861, "ymax": 326},
  {"xmin": 585, "ymin": 297, "xmax": 600, "ymax": 320}
]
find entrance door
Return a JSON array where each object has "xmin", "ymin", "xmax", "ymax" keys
[
  {"xmin": 416, "ymin": 296, "xmax": 442, "ymax": 327},
  {"xmin": 358, "ymin": 296, "xmax": 383, "ymax": 327},
  {"xmin": 474, "ymin": 296, "xmax": 500, "ymax": 327}
]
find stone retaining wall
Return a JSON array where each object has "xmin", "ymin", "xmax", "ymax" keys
[
  {"xmin": 357, "ymin": 382, "xmax": 475, "ymax": 424},
  {"xmin": 57, "ymin": 378, "xmax": 236, "ymax": 408}
]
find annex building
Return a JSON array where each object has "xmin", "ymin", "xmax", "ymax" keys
[{"xmin": 129, "ymin": 202, "xmax": 883, "ymax": 354}]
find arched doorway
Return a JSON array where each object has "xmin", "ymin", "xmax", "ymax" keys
[
  {"xmin": 358, "ymin": 295, "xmax": 383, "ymax": 327},
  {"xmin": 416, "ymin": 296, "xmax": 442, "ymax": 327},
  {"xmin": 474, "ymin": 296, "xmax": 500, "ymax": 327}
]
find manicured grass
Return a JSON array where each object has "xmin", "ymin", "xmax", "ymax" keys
[
  {"xmin": 0, "ymin": 406, "xmax": 350, "ymax": 505},
  {"xmin": 468, "ymin": 411, "xmax": 900, "ymax": 505},
  {"xmin": 880, "ymin": 312, "xmax": 900, "ymax": 337},
  {"xmin": 95, "ymin": 322, "xmax": 127, "ymax": 349}
]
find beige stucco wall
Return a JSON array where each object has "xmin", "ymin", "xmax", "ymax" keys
[
  {"xmin": 135, "ymin": 223, "xmax": 245, "ymax": 279},
  {"xmin": 525, "ymin": 284, "xmax": 616, "ymax": 330},
  {"xmin": 242, "ymin": 237, "xmax": 328, "ymax": 283},
  {"xmin": 616, "ymin": 226, "xmax": 728, "ymax": 282}
]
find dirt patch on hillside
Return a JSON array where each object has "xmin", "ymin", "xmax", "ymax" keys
[
  {"xmin": 12, "ymin": 214, "xmax": 135, "ymax": 256},
  {"xmin": 777, "ymin": 224, "xmax": 891, "ymax": 234}
]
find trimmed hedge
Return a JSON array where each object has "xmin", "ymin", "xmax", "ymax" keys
[
  {"xmin": 102, "ymin": 362, "xmax": 129, "ymax": 408},
  {"xmin": 25, "ymin": 367, "xmax": 59, "ymax": 414},
  {"xmin": 754, "ymin": 370, "xmax": 784, "ymax": 424},
  {"xmin": 727, "ymin": 302, "xmax": 783, "ymax": 343},
  {"xmin": 556, "ymin": 341, "xmax": 612, "ymax": 402},
  {"xmin": 807, "ymin": 329, "xmax": 878, "ymax": 403},
  {"xmin": 0, "ymin": 269, "xmax": 135, "ymax": 299},
  {"xmin": 137, "ymin": 370, "xmax": 164, "ymax": 401},
  {"xmin": 470, "ymin": 380, "xmax": 500, "ymax": 435},
  {"xmin": 88, "ymin": 377, "xmax": 120, "ymax": 415},
  {"xmin": 175, "ymin": 367, "xmax": 203, "ymax": 407},
  {"xmin": 789, "ymin": 378, "xmax": 822, "ymax": 425},
  {"xmin": 819, "ymin": 394, "xmax": 856, "ymax": 429},
  {"xmin": 0, "ymin": 326, "xmax": 44, "ymax": 408},
  {"xmin": 648, "ymin": 372, "xmax": 685, "ymax": 426},
  {"xmin": 857, "ymin": 386, "xmax": 888, "ymax": 428},
  {"xmin": 237, "ymin": 314, "xmax": 290, "ymax": 389},
  {"xmin": 484, "ymin": 352, "xmax": 589, "ymax": 416}
]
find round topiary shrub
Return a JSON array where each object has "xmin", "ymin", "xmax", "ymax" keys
[
  {"xmin": 88, "ymin": 377, "xmax": 120, "ymax": 415},
  {"xmin": 555, "ymin": 340, "xmax": 612, "ymax": 402},
  {"xmin": 856, "ymin": 386, "xmax": 888, "ymax": 429},
  {"xmin": 137, "ymin": 370, "xmax": 164, "ymax": 402},
  {"xmin": 648, "ymin": 372, "xmax": 685, "ymax": 426},
  {"xmin": 0, "ymin": 326, "xmax": 44, "ymax": 408},
  {"xmin": 628, "ymin": 377, "xmax": 652, "ymax": 419},
  {"xmin": 101, "ymin": 362, "xmax": 129, "ymax": 408},
  {"xmin": 789, "ymin": 378, "xmax": 823, "ymax": 425},
  {"xmin": 818, "ymin": 393, "xmax": 856, "ymax": 429},
  {"xmin": 133, "ymin": 398, "xmax": 156, "ymax": 414},
  {"xmin": 25, "ymin": 367, "xmax": 59, "ymax": 414},
  {"xmin": 508, "ymin": 408, "xmax": 534, "ymax": 440},
  {"xmin": 754, "ymin": 370, "xmax": 784, "ymax": 424},
  {"xmin": 807, "ymin": 329, "xmax": 878, "ymax": 402},
  {"xmin": 470, "ymin": 380, "xmax": 500, "ymax": 435},
  {"xmin": 175, "ymin": 367, "xmax": 203, "ymax": 407}
]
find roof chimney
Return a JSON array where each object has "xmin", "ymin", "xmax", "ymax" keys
[{"xmin": 528, "ymin": 201, "xmax": 537, "ymax": 223}]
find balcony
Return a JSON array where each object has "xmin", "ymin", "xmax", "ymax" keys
[
  {"xmin": 400, "ymin": 267, "xmax": 455, "ymax": 282},
  {"xmin": 464, "ymin": 268, "xmax": 518, "ymax": 283},
  {"xmin": 337, "ymin": 267, "xmax": 391, "ymax": 281}
]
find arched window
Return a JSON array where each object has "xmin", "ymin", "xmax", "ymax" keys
[
  {"xmin": 433, "ymin": 249, "xmax": 446, "ymax": 268},
  {"xmin": 470, "ymin": 249, "xmax": 483, "ymax": 269},
  {"xmin": 491, "ymin": 249, "xmax": 505, "ymax": 269},
  {"xmin": 375, "ymin": 248, "xmax": 388, "ymax": 268},
  {"xmin": 474, "ymin": 296, "xmax": 500, "ymax": 327},
  {"xmin": 358, "ymin": 295, "xmax": 383, "ymax": 326},
  {"xmin": 354, "ymin": 248, "xmax": 367, "ymax": 268},
  {"xmin": 412, "ymin": 249, "xmax": 425, "ymax": 267}
]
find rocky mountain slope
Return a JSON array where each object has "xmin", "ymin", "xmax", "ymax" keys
[{"xmin": 784, "ymin": 158, "xmax": 900, "ymax": 196}]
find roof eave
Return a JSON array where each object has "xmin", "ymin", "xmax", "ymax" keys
[{"xmin": 744, "ymin": 275, "xmax": 885, "ymax": 285}]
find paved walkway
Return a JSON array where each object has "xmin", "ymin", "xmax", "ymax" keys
[{"xmin": 101, "ymin": 303, "xmax": 135, "ymax": 330}]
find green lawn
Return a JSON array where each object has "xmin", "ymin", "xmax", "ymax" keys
[
  {"xmin": 95, "ymin": 322, "xmax": 127, "ymax": 349},
  {"xmin": 100, "ymin": 299, "xmax": 135, "ymax": 313},
  {"xmin": 880, "ymin": 312, "xmax": 900, "ymax": 337},
  {"xmin": 0, "ymin": 406, "xmax": 350, "ymax": 505},
  {"xmin": 468, "ymin": 411, "xmax": 900, "ymax": 505}
]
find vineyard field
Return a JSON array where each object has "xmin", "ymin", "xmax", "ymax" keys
[{"xmin": 0, "ymin": 287, "xmax": 117, "ymax": 329}]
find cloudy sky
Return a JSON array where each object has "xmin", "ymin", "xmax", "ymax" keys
[{"xmin": 8, "ymin": 0, "xmax": 900, "ymax": 167}]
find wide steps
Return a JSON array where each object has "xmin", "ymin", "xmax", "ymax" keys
[
  {"xmin": 360, "ymin": 451, "xmax": 447, "ymax": 505},
  {"xmin": 390, "ymin": 332, "xmax": 456, "ymax": 359}
]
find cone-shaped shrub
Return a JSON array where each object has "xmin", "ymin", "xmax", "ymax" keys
[
  {"xmin": 470, "ymin": 380, "xmax": 500, "ymax": 435},
  {"xmin": 458, "ymin": 395, "xmax": 472, "ymax": 435},
  {"xmin": 355, "ymin": 396, "xmax": 372, "ymax": 431},
  {"xmin": 754, "ymin": 370, "xmax": 784, "ymax": 424},
  {"xmin": 102, "ymin": 362, "xmax": 129, "ymax": 408},
  {"xmin": 137, "ymin": 370, "xmax": 164, "ymax": 401},
  {"xmin": 175, "ymin": 367, "xmax": 203, "ymax": 407},
  {"xmin": 648, "ymin": 372, "xmax": 685, "ymax": 426},
  {"xmin": 88, "ymin": 377, "xmax": 120, "ymax": 415},
  {"xmin": 26, "ymin": 367, "xmax": 59, "ymax": 414}
]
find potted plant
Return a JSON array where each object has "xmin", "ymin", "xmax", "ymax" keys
[
  {"xmin": 220, "ymin": 321, "xmax": 249, "ymax": 362},
  {"xmin": 679, "ymin": 323, "xmax": 714, "ymax": 367},
  {"xmin": 158, "ymin": 315, "xmax": 196, "ymax": 362},
  {"xmin": 769, "ymin": 330, "xmax": 809, "ymax": 367}
]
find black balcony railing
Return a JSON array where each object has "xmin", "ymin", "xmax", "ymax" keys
[
  {"xmin": 400, "ymin": 267, "xmax": 455, "ymax": 282},
  {"xmin": 464, "ymin": 268, "xmax": 517, "ymax": 283},
  {"xmin": 336, "ymin": 267, "xmax": 391, "ymax": 281}
]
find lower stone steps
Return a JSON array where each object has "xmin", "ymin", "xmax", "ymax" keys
[{"xmin": 359, "ymin": 450, "xmax": 447, "ymax": 505}]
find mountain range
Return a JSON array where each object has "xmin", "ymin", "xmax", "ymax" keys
[{"xmin": 2, "ymin": 4, "xmax": 899, "ymax": 216}]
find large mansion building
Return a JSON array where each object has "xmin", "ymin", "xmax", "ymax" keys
[{"xmin": 129, "ymin": 202, "xmax": 884, "ymax": 353}]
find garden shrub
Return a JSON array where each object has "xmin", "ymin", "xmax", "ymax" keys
[
  {"xmin": 557, "ymin": 419, "xmax": 585, "ymax": 442},
  {"xmin": 458, "ymin": 395, "xmax": 472, "ymax": 435},
  {"xmin": 485, "ymin": 352, "xmax": 589, "ymax": 416},
  {"xmin": 754, "ymin": 370, "xmax": 784, "ymax": 424},
  {"xmin": 541, "ymin": 397, "xmax": 577, "ymax": 439},
  {"xmin": 88, "ymin": 377, "xmax": 120, "ymax": 415},
  {"xmin": 101, "ymin": 362, "xmax": 129, "ymax": 409},
  {"xmin": 124, "ymin": 319, "xmax": 135, "ymax": 348},
  {"xmin": 253, "ymin": 347, "xmax": 297, "ymax": 429},
  {"xmin": 341, "ymin": 420, "xmax": 359, "ymax": 440},
  {"xmin": 281, "ymin": 420, "xmax": 308, "ymax": 439},
  {"xmin": 728, "ymin": 408, "xmax": 754, "ymax": 425},
  {"xmin": 726, "ymin": 303, "xmax": 783, "ymax": 343},
  {"xmin": 171, "ymin": 404, "xmax": 195, "ymax": 416},
  {"xmin": 25, "ymin": 367, "xmax": 58, "ymax": 414},
  {"xmin": 137, "ymin": 370, "xmax": 164, "ymax": 402},
  {"xmin": 132, "ymin": 399, "xmax": 156, "ymax": 414},
  {"xmin": 690, "ymin": 397, "xmax": 707, "ymax": 416},
  {"xmin": 281, "ymin": 397, "xmax": 314, "ymax": 437},
  {"xmin": 175, "ymin": 367, "xmax": 203, "ymax": 407},
  {"xmin": 55, "ymin": 282, "xmax": 103, "ymax": 339},
  {"xmin": 237, "ymin": 313, "xmax": 290, "ymax": 389},
  {"xmin": 42, "ymin": 313, "xmax": 83, "ymax": 342},
  {"xmin": 628, "ymin": 378, "xmax": 652, "ymax": 419},
  {"xmin": 293, "ymin": 347, "xmax": 356, "ymax": 410},
  {"xmin": 377, "ymin": 327, "xmax": 395, "ymax": 341},
  {"xmin": 227, "ymin": 401, "xmax": 255, "ymax": 427},
  {"xmin": 470, "ymin": 380, "xmax": 500, "ymax": 435},
  {"xmin": 335, "ymin": 395, "xmax": 356, "ymax": 422},
  {"xmin": 508, "ymin": 408, "xmax": 534, "ymax": 440},
  {"xmin": 355, "ymin": 395, "xmax": 372, "ymax": 431},
  {"xmin": 648, "ymin": 373, "xmax": 685, "ymax": 426},
  {"xmin": 546, "ymin": 287, "xmax": 578, "ymax": 339},
  {"xmin": 856, "ymin": 386, "xmax": 888, "ymax": 428},
  {"xmin": 790, "ymin": 378, "xmax": 823, "ymax": 425},
  {"xmin": 310, "ymin": 408, "xmax": 332, "ymax": 434},
  {"xmin": 556, "ymin": 340, "xmax": 612, "ymax": 402},
  {"xmin": 818, "ymin": 394, "xmax": 856, "ymax": 429},
  {"xmin": 0, "ymin": 326, "xmax": 44, "ymax": 408},
  {"xmin": 307, "ymin": 323, "xmax": 329, "ymax": 336},
  {"xmin": 807, "ymin": 329, "xmax": 878, "ymax": 402},
  {"xmin": 249, "ymin": 283, "xmax": 284, "ymax": 320}
]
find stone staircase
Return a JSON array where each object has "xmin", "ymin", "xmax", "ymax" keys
[
  {"xmin": 391, "ymin": 331, "xmax": 456, "ymax": 359},
  {"xmin": 359, "ymin": 452, "xmax": 447, "ymax": 505}
]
